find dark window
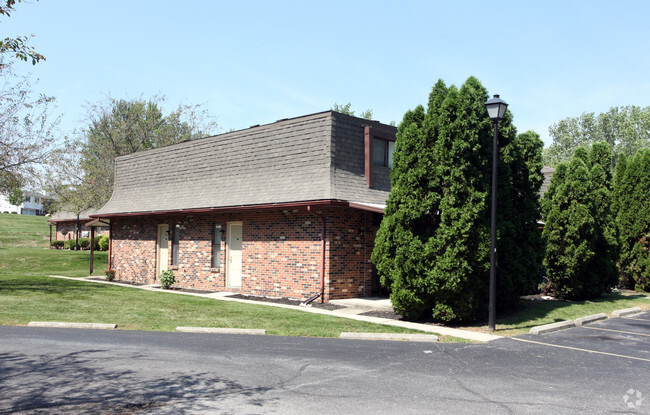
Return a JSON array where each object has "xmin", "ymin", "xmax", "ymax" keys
[
  {"xmin": 372, "ymin": 138, "xmax": 395, "ymax": 168},
  {"xmin": 212, "ymin": 224, "xmax": 222, "ymax": 269},
  {"xmin": 172, "ymin": 224, "xmax": 180, "ymax": 265}
]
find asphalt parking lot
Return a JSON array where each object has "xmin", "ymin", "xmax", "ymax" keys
[{"xmin": 514, "ymin": 310, "xmax": 650, "ymax": 363}]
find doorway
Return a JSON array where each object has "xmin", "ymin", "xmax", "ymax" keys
[{"xmin": 226, "ymin": 222, "xmax": 242, "ymax": 287}]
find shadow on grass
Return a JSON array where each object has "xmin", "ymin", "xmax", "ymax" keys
[{"xmin": 490, "ymin": 292, "xmax": 648, "ymax": 331}]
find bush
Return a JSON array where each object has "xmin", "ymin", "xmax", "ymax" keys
[
  {"xmin": 93, "ymin": 235, "xmax": 102, "ymax": 250},
  {"xmin": 78, "ymin": 238, "xmax": 90, "ymax": 249},
  {"xmin": 98, "ymin": 235, "xmax": 109, "ymax": 251},
  {"xmin": 372, "ymin": 77, "xmax": 544, "ymax": 323},
  {"xmin": 614, "ymin": 149, "xmax": 650, "ymax": 292},
  {"xmin": 50, "ymin": 240, "xmax": 64, "ymax": 249},
  {"xmin": 65, "ymin": 239, "xmax": 76, "ymax": 250},
  {"xmin": 159, "ymin": 269, "xmax": 175, "ymax": 289},
  {"xmin": 105, "ymin": 269, "xmax": 115, "ymax": 281},
  {"xmin": 542, "ymin": 143, "xmax": 617, "ymax": 299}
]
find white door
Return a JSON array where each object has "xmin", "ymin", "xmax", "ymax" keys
[
  {"xmin": 227, "ymin": 222, "xmax": 242, "ymax": 287},
  {"xmin": 157, "ymin": 224, "xmax": 169, "ymax": 279}
]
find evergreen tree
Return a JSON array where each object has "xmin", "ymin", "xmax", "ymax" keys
[
  {"xmin": 615, "ymin": 149, "xmax": 650, "ymax": 291},
  {"xmin": 373, "ymin": 77, "xmax": 543, "ymax": 322},
  {"xmin": 542, "ymin": 142, "xmax": 617, "ymax": 299}
]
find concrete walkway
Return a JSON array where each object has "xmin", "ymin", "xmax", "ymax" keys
[{"xmin": 48, "ymin": 275, "xmax": 502, "ymax": 342}]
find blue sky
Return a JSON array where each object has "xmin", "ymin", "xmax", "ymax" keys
[{"xmin": 3, "ymin": 0, "xmax": 650, "ymax": 146}]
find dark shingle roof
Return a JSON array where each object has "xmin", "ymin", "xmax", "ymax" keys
[
  {"xmin": 96, "ymin": 111, "xmax": 394, "ymax": 216},
  {"xmin": 540, "ymin": 166, "xmax": 555, "ymax": 196}
]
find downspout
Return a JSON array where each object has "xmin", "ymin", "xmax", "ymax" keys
[{"xmin": 307, "ymin": 205, "xmax": 325, "ymax": 303}]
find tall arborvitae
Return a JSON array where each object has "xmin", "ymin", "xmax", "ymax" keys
[
  {"xmin": 542, "ymin": 153, "xmax": 596, "ymax": 298},
  {"xmin": 373, "ymin": 77, "xmax": 544, "ymax": 322},
  {"xmin": 542, "ymin": 143, "xmax": 617, "ymax": 299},
  {"xmin": 615, "ymin": 149, "xmax": 650, "ymax": 291}
]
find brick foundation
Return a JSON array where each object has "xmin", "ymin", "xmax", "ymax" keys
[{"xmin": 109, "ymin": 206, "xmax": 379, "ymax": 301}]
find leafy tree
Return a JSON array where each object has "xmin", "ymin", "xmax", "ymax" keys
[
  {"xmin": 614, "ymin": 149, "xmax": 650, "ymax": 291},
  {"xmin": 0, "ymin": 0, "xmax": 45, "ymax": 65},
  {"xmin": 542, "ymin": 143, "xmax": 617, "ymax": 299},
  {"xmin": 0, "ymin": 62, "xmax": 57, "ymax": 196},
  {"xmin": 331, "ymin": 102, "xmax": 373, "ymax": 120},
  {"xmin": 46, "ymin": 96, "xmax": 217, "ymax": 210},
  {"xmin": 544, "ymin": 106, "xmax": 650, "ymax": 166},
  {"xmin": 372, "ymin": 77, "xmax": 543, "ymax": 322}
]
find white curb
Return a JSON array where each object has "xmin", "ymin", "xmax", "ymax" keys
[
  {"xmin": 28, "ymin": 322, "xmax": 117, "ymax": 329},
  {"xmin": 574, "ymin": 313, "xmax": 608, "ymax": 326},
  {"xmin": 612, "ymin": 307, "xmax": 643, "ymax": 317},
  {"xmin": 340, "ymin": 332, "xmax": 439, "ymax": 342},
  {"xmin": 176, "ymin": 327, "xmax": 266, "ymax": 335},
  {"xmin": 529, "ymin": 320, "xmax": 575, "ymax": 335}
]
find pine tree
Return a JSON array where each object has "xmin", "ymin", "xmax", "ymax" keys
[
  {"xmin": 615, "ymin": 149, "xmax": 650, "ymax": 291},
  {"xmin": 373, "ymin": 77, "xmax": 543, "ymax": 322},
  {"xmin": 542, "ymin": 143, "xmax": 617, "ymax": 299}
]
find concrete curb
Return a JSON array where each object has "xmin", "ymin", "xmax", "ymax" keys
[
  {"xmin": 28, "ymin": 322, "xmax": 117, "ymax": 329},
  {"xmin": 340, "ymin": 332, "xmax": 438, "ymax": 342},
  {"xmin": 612, "ymin": 307, "xmax": 642, "ymax": 317},
  {"xmin": 49, "ymin": 275, "xmax": 501, "ymax": 342},
  {"xmin": 574, "ymin": 313, "xmax": 608, "ymax": 326},
  {"xmin": 530, "ymin": 320, "xmax": 575, "ymax": 335},
  {"xmin": 176, "ymin": 327, "xmax": 266, "ymax": 335}
]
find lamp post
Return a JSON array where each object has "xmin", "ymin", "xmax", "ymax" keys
[{"xmin": 484, "ymin": 94, "xmax": 508, "ymax": 332}]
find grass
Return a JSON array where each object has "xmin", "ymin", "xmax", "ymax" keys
[
  {"xmin": 463, "ymin": 292, "xmax": 650, "ymax": 336},
  {"xmin": 4, "ymin": 213, "xmax": 646, "ymax": 340},
  {"xmin": 0, "ymin": 214, "xmax": 424, "ymax": 338}
]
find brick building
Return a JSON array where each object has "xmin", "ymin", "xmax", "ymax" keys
[
  {"xmin": 93, "ymin": 111, "xmax": 396, "ymax": 301},
  {"xmin": 49, "ymin": 209, "xmax": 109, "ymax": 243}
]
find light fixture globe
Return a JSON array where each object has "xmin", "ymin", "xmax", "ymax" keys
[{"xmin": 485, "ymin": 94, "xmax": 508, "ymax": 121}]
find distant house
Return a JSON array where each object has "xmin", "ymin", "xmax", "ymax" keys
[
  {"xmin": 49, "ymin": 210, "xmax": 109, "ymax": 242},
  {"xmin": 0, "ymin": 190, "xmax": 47, "ymax": 215},
  {"xmin": 93, "ymin": 111, "xmax": 397, "ymax": 301},
  {"xmin": 540, "ymin": 166, "xmax": 555, "ymax": 196}
]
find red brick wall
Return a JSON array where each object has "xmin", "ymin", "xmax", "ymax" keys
[
  {"xmin": 54, "ymin": 221, "xmax": 109, "ymax": 241},
  {"xmin": 109, "ymin": 207, "xmax": 377, "ymax": 301}
]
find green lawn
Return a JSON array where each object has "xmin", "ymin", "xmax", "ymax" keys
[
  {"xmin": 0, "ymin": 214, "xmax": 423, "ymax": 338},
  {"xmin": 464, "ymin": 292, "xmax": 649, "ymax": 336}
]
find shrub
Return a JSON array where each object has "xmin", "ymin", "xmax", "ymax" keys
[
  {"xmin": 50, "ymin": 240, "xmax": 64, "ymax": 249},
  {"xmin": 542, "ymin": 143, "xmax": 617, "ymax": 299},
  {"xmin": 78, "ymin": 238, "xmax": 90, "ymax": 249},
  {"xmin": 372, "ymin": 77, "xmax": 544, "ymax": 323},
  {"xmin": 105, "ymin": 269, "xmax": 115, "ymax": 281},
  {"xmin": 93, "ymin": 235, "xmax": 102, "ymax": 250},
  {"xmin": 614, "ymin": 149, "xmax": 650, "ymax": 292},
  {"xmin": 66, "ymin": 239, "xmax": 76, "ymax": 250},
  {"xmin": 98, "ymin": 235, "xmax": 109, "ymax": 251},
  {"xmin": 159, "ymin": 269, "xmax": 175, "ymax": 289}
]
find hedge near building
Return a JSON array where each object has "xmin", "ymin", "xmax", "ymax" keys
[
  {"xmin": 372, "ymin": 77, "xmax": 544, "ymax": 322},
  {"xmin": 541, "ymin": 142, "xmax": 618, "ymax": 299},
  {"xmin": 613, "ymin": 149, "xmax": 650, "ymax": 291}
]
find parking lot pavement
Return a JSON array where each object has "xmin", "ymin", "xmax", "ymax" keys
[{"xmin": 513, "ymin": 310, "xmax": 650, "ymax": 362}]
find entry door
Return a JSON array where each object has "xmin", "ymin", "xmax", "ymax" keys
[
  {"xmin": 226, "ymin": 222, "xmax": 242, "ymax": 287},
  {"xmin": 157, "ymin": 224, "xmax": 169, "ymax": 279}
]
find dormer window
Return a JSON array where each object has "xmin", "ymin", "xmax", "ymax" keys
[{"xmin": 372, "ymin": 138, "xmax": 395, "ymax": 168}]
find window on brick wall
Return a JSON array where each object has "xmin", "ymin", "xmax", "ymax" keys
[
  {"xmin": 172, "ymin": 224, "xmax": 180, "ymax": 265},
  {"xmin": 212, "ymin": 224, "xmax": 222, "ymax": 269}
]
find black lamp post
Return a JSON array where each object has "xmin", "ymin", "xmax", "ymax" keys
[{"xmin": 484, "ymin": 94, "xmax": 508, "ymax": 332}]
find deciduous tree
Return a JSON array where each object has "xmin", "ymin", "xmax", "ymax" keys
[{"xmin": 544, "ymin": 106, "xmax": 650, "ymax": 166}]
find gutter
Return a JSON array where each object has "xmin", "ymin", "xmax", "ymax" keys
[
  {"xmin": 307, "ymin": 205, "xmax": 326, "ymax": 303},
  {"xmin": 90, "ymin": 199, "xmax": 349, "ymax": 219}
]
